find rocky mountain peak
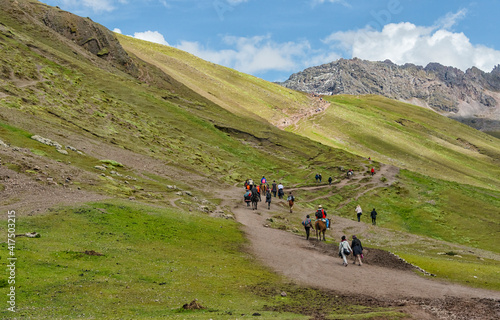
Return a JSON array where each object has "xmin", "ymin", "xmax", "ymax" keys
[{"xmin": 279, "ymin": 59, "xmax": 500, "ymax": 132}]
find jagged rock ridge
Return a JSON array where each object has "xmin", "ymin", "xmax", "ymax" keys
[{"xmin": 280, "ymin": 58, "xmax": 500, "ymax": 133}]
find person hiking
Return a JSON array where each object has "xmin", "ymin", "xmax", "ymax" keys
[
  {"xmin": 265, "ymin": 190, "xmax": 272, "ymax": 209},
  {"xmin": 315, "ymin": 173, "xmax": 319, "ymax": 183},
  {"xmin": 371, "ymin": 167, "xmax": 375, "ymax": 176},
  {"xmin": 355, "ymin": 205, "xmax": 362, "ymax": 222},
  {"xmin": 338, "ymin": 235, "xmax": 352, "ymax": 267},
  {"xmin": 351, "ymin": 235, "xmax": 363, "ymax": 266},
  {"xmin": 261, "ymin": 176, "xmax": 266, "ymax": 185},
  {"xmin": 328, "ymin": 176, "xmax": 333, "ymax": 185},
  {"xmin": 244, "ymin": 189, "xmax": 252, "ymax": 207},
  {"xmin": 318, "ymin": 173, "xmax": 322, "ymax": 183},
  {"xmin": 302, "ymin": 214, "xmax": 313, "ymax": 240},
  {"xmin": 271, "ymin": 180, "xmax": 277, "ymax": 197},
  {"xmin": 371, "ymin": 208, "xmax": 377, "ymax": 225},
  {"xmin": 315, "ymin": 205, "xmax": 329, "ymax": 229},
  {"xmin": 287, "ymin": 191, "xmax": 295, "ymax": 213},
  {"xmin": 256, "ymin": 184, "xmax": 261, "ymax": 201},
  {"xmin": 277, "ymin": 182, "xmax": 284, "ymax": 199}
]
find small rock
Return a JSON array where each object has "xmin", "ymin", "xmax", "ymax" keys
[
  {"xmin": 94, "ymin": 165, "xmax": 107, "ymax": 171},
  {"xmin": 280, "ymin": 292, "xmax": 287, "ymax": 297},
  {"xmin": 0, "ymin": 139, "xmax": 9, "ymax": 148}
]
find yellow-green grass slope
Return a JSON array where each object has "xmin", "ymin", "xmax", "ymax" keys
[
  {"xmin": 117, "ymin": 33, "xmax": 312, "ymax": 125},
  {"xmin": 288, "ymin": 95, "xmax": 500, "ymax": 191}
]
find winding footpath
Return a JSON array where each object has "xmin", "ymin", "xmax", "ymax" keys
[{"xmin": 214, "ymin": 166, "xmax": 500, "ymax": 318}]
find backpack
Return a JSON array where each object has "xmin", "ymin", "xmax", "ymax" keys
[
  {"xmin": 302, "ymin": 218, "xmax": 312, "ymax": 228},
  {"xmin": 316, "ymin": 209, "xmax": 325, "ymax": 219},
  {"xmin": 244, "ymin": 191, "xmax": 252, "ymax": 200}
]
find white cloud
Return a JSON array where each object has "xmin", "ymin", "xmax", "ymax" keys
[
  {"xmin": 436, "ymin": 9, "xmax": 467, "ymax": 30},
  {"xmin": 58, "ymin": 0, "xmax": 116, "ymax": 12},
  {"xmin": 227, "ymin": 0, "xmax": 248, "ymax": 4},
  {"xmin": 133, "ymin": 31, "xmax": 169, "ymax": 46},
  {"xmin": 176, "ymin": 35, "xmax": 327, "ymax": 75},
  {"xmin": 113, "ymin": 28, "xmax": 122, "ymax": 34},
  {"xmin": 311, "ymin": 0, "xmax": 350, "ymax": 7},
  {"xmin": 324, "ymin": 18, "xmax": 500, "ymax": 72}
]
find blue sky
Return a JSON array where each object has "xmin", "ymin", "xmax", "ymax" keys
[{"xmin": 40, "ymin": 0, "xmax": 500, "ymax": 82}]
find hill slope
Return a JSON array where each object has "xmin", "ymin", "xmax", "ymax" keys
[
  {"xmin": 0, "ymin": 1, "xmax": 499, "ymax": 318},
  {"xmin": 287, "ymin": 94, "xmax": 500, "ymax": 191},
  {"xmin": 279, "ymin": 58, "xmax": 500, "ymax": 136}
]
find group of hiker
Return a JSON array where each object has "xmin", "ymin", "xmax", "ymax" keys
[
  {"xmin": 354, "ymin": 205, "xmax": 378, "ymax": 225},
  {"xmin": 244, "ymin": 177, "xmax": 289, "ymax": 210},
  {"xmin": 243, "ymin": 173, "xmax": 378, "ymax": 267},
  {"xmin": 339, "ymin": 234, "xmax": 364, "ymax": 267}
]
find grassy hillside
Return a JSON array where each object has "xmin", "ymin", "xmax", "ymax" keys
[
  {"xmin": 288, "ymin": 95, "xmax": 500, "ymax": 191},
  {"xmin": 117, "ymin": 34, "xmax": 313, "ymax": 126},
  {"xmin": 0, "ymin": 1, "xmax": 499, "ymax": 318}
]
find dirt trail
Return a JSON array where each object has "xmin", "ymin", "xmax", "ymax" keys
[
  {"xmin": 226, "ymin": 187, "xmax": 499, "ymax": 300},
  {"xmin": 214, "ymin": 171, "xmax": 500, "ymax": 318}
]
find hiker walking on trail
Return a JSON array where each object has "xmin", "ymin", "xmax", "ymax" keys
[
  {"xmin": 351, "ymin": 235, "xmax": 363, "ymax": 266},
  {"xmin": 371, "ymin": 167, "xmax": 375, "ymax": 176},
  {"xmin": 328, "ymin": 176, "xmax": 333, "ymax": 185},
  {"xmin": 371, "ymin": 208, "xmax": 377, "ymax": 225},
  {"xmin": 265, "ymin": 190, "xmax": 272, "ymax": 209},
  {"xmin": 302, "ymin": 215, "xmax": 313, "ymax": 240},
  {"xmin": 355, "ymin": 205, "xmax": 362, "ymax": 222},
  {"xmin": 318, "ymin": 173, "xmax": 322, "ymax": 183},
  {"xmin": 338, "ymin": 235, "xmax": 352, "ymax": 267},
  {"xmin": 244, "ymin": 189, "xmax": 252, "ymax": 207},
  {"xmin": 287, "ymin": 191, "xmax": 295, "ymax": 213},
  {"xmin": 271, "ymin": 180, "xmax": 277, "ymax": 197},
  {"xmin": 277, "ymin": 182, "xmax": 284, "ymax": 199}
]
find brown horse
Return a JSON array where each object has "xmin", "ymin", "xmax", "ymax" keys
[
  {"xmin": 260, "ymin": 184, "xmax": 268, "ymax": 196},
  {"xmin": 314, "ymin": 219, "xmax": 331, "ymax": 241},
  {"xmin": 315, "ymin": 220, "xmax": 326, "ymax": 241}
]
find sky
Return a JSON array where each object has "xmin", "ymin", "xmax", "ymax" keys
[{"xmin": 39, "ymin": 0, "xmax": 500, "ymax": 82}]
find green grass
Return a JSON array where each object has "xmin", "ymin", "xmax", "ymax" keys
[
  {"xmin": 337, "ymin": 170, "xmax": 500, "ymax": 254},
  {"xmin": 397, "ymin": 252, "xmax": 500, "ymax": 291},
  {"xmin": 0, "ymin": 201, "xmax": 400, "ymax": 319},
  {"xmin": 289, "ymin": 95, "xmax": 500, "ymax": 191},
  {"xmin": 117, "ymin": 34, "xmax": 311, "ymax": 124}
]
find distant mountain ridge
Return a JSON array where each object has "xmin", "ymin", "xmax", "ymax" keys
[{"xmin": 280, "ymin": 58, "xmax": 500, "ymax": 135}]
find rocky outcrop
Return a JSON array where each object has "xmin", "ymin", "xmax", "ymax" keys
[
  {"xmin": 279, "ymin": 58, "xmax": 500, "ymax": 132},
  {"xmin": 1, "ymin": 0, "xmax": 138, "ymax": 77}
]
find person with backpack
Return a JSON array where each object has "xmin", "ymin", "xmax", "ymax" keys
[
  {"xmin": 315, "ymin": 205, "xmax": 329, "ymax": 229},
  {"xmin": 277, "ymin": 182, "xmax": 284, "ymax": 199},
  {"xmin": 338, "ymin": 235, "xmax": 352, "ymax": 267},
  {"xmin": 287, "ymin": 191, "xmax": 295, "ymax": 213},
  {"xmin": 244, "ymin": 189, "xmax": 252, "ymax": 207},
  {"xmin": 318, "ymin": 173, "xmax": 322, "ymax": 183},
  {"xmin": 265, "ymin": 190, "xmax": 272, "ymax": 209},
  {"xmin": 355, "ymin": 204, "xmax": 362, "ymax": 222},
  {"xmin": 261, "ymin": 176, "xmax": 266, "ymax": 185},
  {"xmin": 351, "ymin": 235, "xmax": 363, "ymax": 266},
  {"xmin": 328, "ymin": 176, "xmax": 333, "ymax": 185},
  {"xmin": 371, "ymin": 208, "xmax": 377, "ymax": 225},
  {"xmin": 371, "ymin": 167, "xmax": 375, "ymax": 176},
  {"xmin": 271, "ymin": 180, "xmax": 277, "ymax": 197},
  {"xmin": 301, "ymin": 214, "xmax": 313, "ymax": 240},
  {"xmin": 256, "ymin": 184, "xmax": 262, "ymax": 201}
]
